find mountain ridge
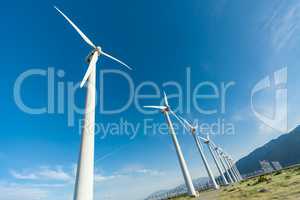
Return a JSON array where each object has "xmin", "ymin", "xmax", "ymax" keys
[{"xmin": 236, "ymin": 125, "xmax": 300, "ymax": 175}]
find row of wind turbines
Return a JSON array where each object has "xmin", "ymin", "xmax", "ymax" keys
[
  {"xmin": 145, "ymin": 92, "xmax": 242, "ymax": 197},
  {"xmin": 54, "ymin": 6, "xmax": 242, "ymax": 200}
]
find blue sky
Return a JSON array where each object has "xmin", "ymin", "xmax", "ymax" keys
[{"xmin": 1, "ymin": 0, "xmax": 300, "ymax": 199}]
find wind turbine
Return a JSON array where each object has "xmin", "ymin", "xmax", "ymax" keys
[
  {"xmin": 227, "ymin": 157, "xmax": 241, "ymax": 181},
  {"xmin": 231, "ymin": 159, "xmax": 243, "ymax": 180},
  {"xmin": 171, "ymin": 114, "xmax": 220, "ymax": 190},
  {"xmin": 212, "ymin": 145, "xmax": 234, "ymax": 184},
  {"xmin": 225, "ymin": 155, "xmax": 241, "ymax": 182},
  {"xmin": 55, "ymin": 7, "xmax": 131, "ymax": 200},
  {"xmin": 197, "ymin": 135, "xmax": 229, "ymax": 186},
  {"xmin": 224, "ymin": 153, "xmax": 242, "ymax": 181},
  {"xmin": 144, "ymin": 92, "xmax": 197, "ymax": 197},
  {"xmin": 219, "ymin": 149, "xmax": 238, "ymax": 183},
  {"xmin": 228, "ymin": 157, "xmax": 242, "ymax": 180}
]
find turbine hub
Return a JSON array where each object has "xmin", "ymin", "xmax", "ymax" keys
[
  {"xmin": 96, "ymin": 46, "xmax": 102, "ymax": 53},
  {"xmin": 191, "ymin": 127, "xmax": 196, "ymax": 134},
  {"xmin": 160, "ymin": 106, "xmax": 169, "ymax": 113},
  {"xmin": 85, "ymin": 47, "xmax": 100, "ymax": 63},
  {"xmin": 164, "ymin": 106, "xmax": 170, "ymax": 112},
  {"xmin": 94, "ymin": 46, "xmax": 101, "ymax": 56}
]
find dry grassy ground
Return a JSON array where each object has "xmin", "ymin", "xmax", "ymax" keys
[{"xmin": 171, "ymin": 165, "xmax": 300, "ymax": 200}]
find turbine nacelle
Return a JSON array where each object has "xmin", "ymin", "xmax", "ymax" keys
[
  {"xmin": 144, "ymin": 92, "xmax": 171, "ymax": 113},
  {"xmin": 191, "ymin": 127, "xmax": 196, "ymax": 134},
  {"xmin": 195, "ymin": 135, "xmax": 209, "ymax": 144},
  {"xmin": 85, "ymin": 47, "xmax": 100, "ymax": 63},
  {"xmin": 164, "ymin": 106, "xmax": 170, "ymax": 112},
  {"xmin": 204, "ymin": 139, "xmax": 210, "ymax": 144},
  {"xmin": 144, "ymin": 105, "xmax": 169, "ymax": 113}
]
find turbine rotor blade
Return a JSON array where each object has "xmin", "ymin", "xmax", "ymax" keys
[
  {"xmin": 80, "ymin": 52, "xmax": 98, "ymax": 88},
  {"xmin": 144, "ymin": 105, "xmax": 167, "ymax": 110},
  {"xmin": 54, "ymin": 6, "xmax": 96, "ymax": 49},
  {"xmin": 177, "ymin": 115, "xmax": 194, "ymax": 130},
  {"xmin": 210, "ymin": 140, "xmax": 217, "ymax": 148},
  {"xmin": 169, "ymin": 110, "xmax": 189, "ymax": 131},
  {"xmin": 163, "ymin": 91, "xmax": 169, "ymax": 106},
  {"xmin": 193, "ymin": 122, "xmax": 198, "ymax": 129},
  {"xmin": 101, "ymin": 51, "xmax": 132, "ymax": 70},
  {"xmin": 198, "ymin": 136, "xmax": 207, "ymax": 141}
]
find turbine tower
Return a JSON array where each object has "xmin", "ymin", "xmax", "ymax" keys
[
  {"xmin": 144, "ymin": 92, "xmax": 197, "ymax": 197},
  {"xmin": 55, "ymin": 7, "xmax": 131, "ymax": 200},
  {"xmin": 171, "ymin": 114, "xmax": 220, "ymax": 190},
  {"xmin": 198, "ymin": 135, "xmax": 229, "ymax": 186}
]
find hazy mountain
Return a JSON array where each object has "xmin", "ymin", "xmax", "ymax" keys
[
  {"xmin": 145, "ymin": 177, "xmax": 209, "ymax": 200},
  {"xmin": 236, "ymin": 125, "xmax": 300, "ymax": 175}
]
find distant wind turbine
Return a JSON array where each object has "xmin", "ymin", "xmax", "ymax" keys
[
  {"xmin": 144, "ymin": 92, "xmax": 197, "ymax": 197},
  {"xmin": 229, "ymin": 158, "xmax": 243, "ymax": 180},
  {"xmin": 212, "ymin": 145, "xmax": 234, "ymax": 184},
  {"xmin": 55, "ymin": 7, "xmax": 131, "ymax": 200},
  {"xmin": 223, "ymin": 153, "xmax": 242, "ymax": 181},
  {"xmin": 219, "ymin": 148, "xmax": 238, "ymax": 183},
  {"xmin": 171, "ymin": 114, "xmax": 220, "ymax": 190},
  {"xmin": 197, "ymin": 135, "xmax": 229, "ymax": 186},
  {"xmin": 225, "ymin": 155, "xmax": 240, "ymax": 181}
]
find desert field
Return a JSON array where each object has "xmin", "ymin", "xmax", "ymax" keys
[{"xmin": 171, "ymin": 166, "xmax": 300, "ymax": 200}]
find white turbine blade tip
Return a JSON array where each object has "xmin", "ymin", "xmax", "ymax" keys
[
  {"xmin": 80, "ymin": 80, "xmax": 86, "ymax": 88},
  {"xmin": 80, "ymin": 82, "xmax": 84, "ymax": 88},
  {"xmin": 102, "ymin": 51, "xmax": 132, "ymax": 70},
  {"xmin": 54, "ymin": 5, "xmax": 60, "ymax": 11},
  {"xmin": 54, "ymin": 6, "xmax": 96, "ymax": 49},
  {"xmin": 163, "ymin": 91, "xmax": 169, "ymax": 106}
]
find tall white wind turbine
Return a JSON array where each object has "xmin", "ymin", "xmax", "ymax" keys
[
  {"xmin": 55, "ymin": 7, "xmax": 131, "ymax": 200},
  {"xmin": 171, "ymin": 114, "xmax": 220, "ymax": 190},
  {"xmin": 144, "ymin": 92, "xmax": 197, "ymax": 197},
  {"xmin": 197, "ymin": 135, "xmax": 229, "ymax": 186}
]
